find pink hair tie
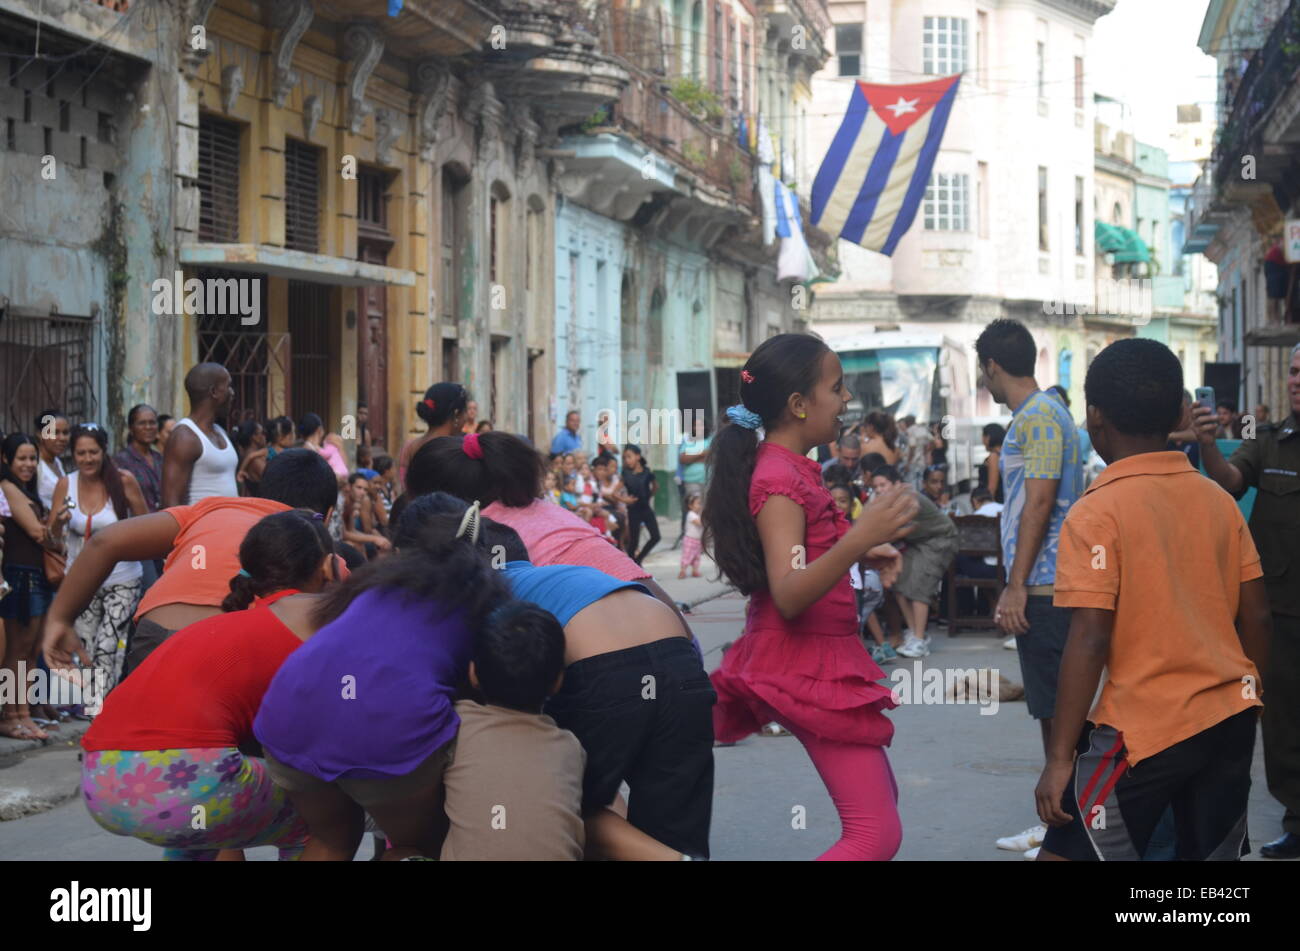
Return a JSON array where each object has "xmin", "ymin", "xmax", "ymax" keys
[{"xmin": 463, "ymin": 432, "xmax": 484, "ymax": 460}]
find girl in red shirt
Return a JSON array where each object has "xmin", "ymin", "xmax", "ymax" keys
[
  {"xmin": 704, "ymin": 334, "xmax": 918, "ymax": 861},
  {"xmin": 79, "ymin": 510, "xmax": 339, "ymax": 861}
]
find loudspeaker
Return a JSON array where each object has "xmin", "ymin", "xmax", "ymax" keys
[{"xmin": 1203, "ymin": 362, "xmax": 1242, "ymax": 408}]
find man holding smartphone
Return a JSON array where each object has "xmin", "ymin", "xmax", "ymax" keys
[{"xmin": 1193, "ymin": 342, "xmax": 1300, "ymax": 859}]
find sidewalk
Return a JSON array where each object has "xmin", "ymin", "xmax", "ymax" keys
[{"xmin": 638, "ymin": 514, "xmax": 734, "ymax": 609}]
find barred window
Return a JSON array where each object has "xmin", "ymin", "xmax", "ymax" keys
[
  {"xmin": 924, "ymin": 172, "xmax": 970, "ymax": 232},
  {"xmin": 197, "ymin": 114, "xmax": 240, "ymax": 242},
  {"xmin": 284, "ymin": 138, "xmax": 321, "ymax": 253},
  {"xmin": 923, "ymin": 17, "xmax": 968, "ymax": 75}
]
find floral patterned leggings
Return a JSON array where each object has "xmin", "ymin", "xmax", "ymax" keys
[{"xmin": 83, "ymin": 748, "xmax": 308, "ymax": 861}]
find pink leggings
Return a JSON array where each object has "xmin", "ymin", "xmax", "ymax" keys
[{"xmin": 784, "ymin": 722, "xmax": 902, "ymax": 861}]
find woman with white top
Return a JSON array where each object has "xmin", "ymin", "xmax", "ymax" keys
[
  {"xmin": 34, "ymin": 408, "xmax": 69, "ymax": 512},
  {"xmin": 49, "ymin": 424, "xmax": 147, "ymax": 690}
]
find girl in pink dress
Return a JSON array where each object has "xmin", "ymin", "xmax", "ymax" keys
[{"xmin": 703, "ymin": 333, "xmax": 918, "ymax": 861}]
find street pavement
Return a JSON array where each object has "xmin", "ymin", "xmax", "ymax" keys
[{"xmin": 0, "ymin": 515, "xmax": 1286, "ymax": 860}]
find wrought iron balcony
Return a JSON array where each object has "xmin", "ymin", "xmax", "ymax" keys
[{"xmin": 1213, "ymin": 0, "xmax": 1300, "ymax": 189}]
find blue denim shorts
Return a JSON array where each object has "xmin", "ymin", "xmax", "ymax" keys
[{"xmin": 0, "ymin": 564, "xmax": 54, "ymax": 623}]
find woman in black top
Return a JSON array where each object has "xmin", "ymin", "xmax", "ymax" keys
[
  {"xmin": 621, "ymin": 444, "xmax": 660, "ymax": 564},
  {"xmin": 976, "ymin": 423, "xmax": 1005, "ymax": 504}
]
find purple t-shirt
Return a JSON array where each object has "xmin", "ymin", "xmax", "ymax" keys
[{"xmin": 253, "ymin": 588, "xmax": 471, "ymax": 781}]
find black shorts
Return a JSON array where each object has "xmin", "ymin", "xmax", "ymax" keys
[
  {"xmin": 544, "ymin": 636, "xmax": 716, "ymax": 857},
  {"xmin": 1017, "ymin": 597, "xmax": 1071, "ymax": 719},
  {"xmin": 1042, "ymin": 708, "xmax": 1257, "ymax": 861}
]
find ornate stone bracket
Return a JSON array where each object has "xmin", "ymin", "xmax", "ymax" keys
[
  {"xmin": 374, "ymin": 108, "xmax": 404, "ymax": 165},
  {"xmin": 221, "ymin": 64, "xmax": 244, "ymax": 115},
  {"xmin": 181, "ymin": 0, "xmax": 219, "ymax": 77},
  {"xmin": 343, "ymin": 23, "xmax": 384, "ymax": 135},
  {"xmin": 465, "ymin": 80, "xmax": 505, "ymax": 155},
  {"xmin": 303, "ymin": 94, "xmax": 323, "ymax": 139},
  {"xmin": 271, "ymin": 0, "xmax": 314, "ymax": 108},
  {"xmin": 414, "ymin": 59, "xmax": 453, "ymax": 161}
]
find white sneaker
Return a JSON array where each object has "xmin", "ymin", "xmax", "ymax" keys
[
  {"xmin": 1023, "ymin": 846, "xmax": 1041, "ymax": 861},
  {"xmin": 996, "ymin": 824, "xmax": 1046, "ymax": 851},
  {"xmin": 897, "ymin": 632, "xmax": 930, "ymax": 658},
  {"xmin": 1003, "ymin": 636, "xmax": 1018, "ymax": 650}
]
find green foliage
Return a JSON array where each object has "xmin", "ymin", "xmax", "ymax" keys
[
  {"xmin": 581, "ymin": 106, "xmax": 610, "ymax": 132},
  {"xmin": 669, "ymin": 77, "xmax": 723, "ymax": 122},
  {"xmin": 681, "ymin": 140, "xmax": 708, "ymax": 167}
]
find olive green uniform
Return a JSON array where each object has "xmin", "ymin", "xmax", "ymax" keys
[{"xmin": 1228, "ymin": 414, "xmax": 1300, "ymax": 834}]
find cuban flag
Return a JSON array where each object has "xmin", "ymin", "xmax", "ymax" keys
[{"xmin": 811, "ymin": 74, "xmax": 962, "ymax": 256}]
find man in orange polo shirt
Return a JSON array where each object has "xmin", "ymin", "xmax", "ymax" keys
[
  {"xmin": 1034, "ymin": 339, "xmax": 1272, "ymax": 861},
  {"xmin": 44, "ymin": 449, "xmax": 340, "ymax": 677}
]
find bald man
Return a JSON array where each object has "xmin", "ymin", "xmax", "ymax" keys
[{"xmin": 161, "ymin": 362, "xmax": 239, "ymax": 506}]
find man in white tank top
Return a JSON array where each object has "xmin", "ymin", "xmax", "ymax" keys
[{"xmin": 162, "ymin": 363, "xmax": 240, "ymax": 506}]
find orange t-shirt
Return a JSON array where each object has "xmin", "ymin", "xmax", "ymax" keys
[
  {"xmin": 1053, "ymin": 451, "xmax": 1263, "ymax": 764},
  {"xmin": 134, "ymin": 497, "xmax": 290, "ymax": 620}
]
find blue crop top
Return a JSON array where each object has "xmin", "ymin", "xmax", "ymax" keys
[{"xmin": 502, "ymin": 561, "xmax": 650, "ymax": 626}]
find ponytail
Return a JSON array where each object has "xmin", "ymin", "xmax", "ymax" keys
[
  {"xmin": 221, "ymin": 509, "xmax": 333, "ymax": 612},
  {"xmin": 701, "ymin": 333, "xmax": 830, "ymax": 595},
  {"xmin": 406, "ymin": 431, "xmax": 544, "ymax": 508}
]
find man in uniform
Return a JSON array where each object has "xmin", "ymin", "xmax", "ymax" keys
[{"xmin": 1195, "ymin": 342, "xmax": 1300, "ymax": 858}]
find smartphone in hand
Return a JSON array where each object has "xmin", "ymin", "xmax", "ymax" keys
[{"xmin": 1194, "ymin": 386, "xmax": 1215, "ymax": 413}]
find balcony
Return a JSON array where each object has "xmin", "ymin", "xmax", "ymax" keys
[
  {"xmin": 323, "ymin": 0, "xmax": 499, "ymax": 57},
  {"xmin": 758, "ymin": 0, "xmax": 831, "ymax": 69},
  {"xmin": 1213, "ymin": 0, "xmax": 1300, "ymax": 189},
  {"xmin": 591, "ymin": 5, "xmax": 756, "ymax": 213}
]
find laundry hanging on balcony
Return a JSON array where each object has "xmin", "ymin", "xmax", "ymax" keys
[
  {"xmin": 775, "ymin": 180, "xmax": 819, "ymax": 284},
  {"xmin": 811, "ymin": 74, "xmax": 962, "ymax": 256},
  {"xmin": 757, "ymin": 114, "xmax": 778, "ymax": 246}
]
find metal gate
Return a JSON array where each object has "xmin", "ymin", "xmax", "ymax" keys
[{"xmin": 0, "ymin": 304, "xmax": 102, "ymax": 436}]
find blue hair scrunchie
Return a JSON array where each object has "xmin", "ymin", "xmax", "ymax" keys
[
  {"xmin": 726, "ymin": 404, "xmax": 762, "ymax": 430},
  {"xmin": 237, "ymin": 569, "xmax": 252, "ymax": 578}
]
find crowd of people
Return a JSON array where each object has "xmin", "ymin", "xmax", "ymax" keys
[{"xmin": 2, "ymin": 326, "xmax": 1296, "ymax": 863}]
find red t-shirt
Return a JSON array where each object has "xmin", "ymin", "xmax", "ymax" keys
[
  {"xmin": 84, "ymin": 592, "xmax": 304, "ymax": 751},
  {"xmin": 135, "ymin": 496, "xmax": 290, "ymax": 620}
]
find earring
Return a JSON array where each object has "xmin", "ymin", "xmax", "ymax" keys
[{"xmin": 798, "ymin": 413, "xmax": 807, "ymax": 419}]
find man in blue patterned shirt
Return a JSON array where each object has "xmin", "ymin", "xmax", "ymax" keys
[{"xmin": 976, "ymin": 319, "xmax": 1083, "ymax": 858}]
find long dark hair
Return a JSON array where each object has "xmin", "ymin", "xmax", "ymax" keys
[
  {"xmin": 310, "ymin": 516, "xmax": 508, "ymax": 633},
  {"xmin": 864, "ymin": 411, "xmax": 897, "ymax": 451},
  {"xmin": 221, "ymin": 510, "xmax": 334, "ymax": 612},
  {"xmin": 406, "ymin": 432, "xmax": 545, "ymax": 508},
  {"xmin": 296, "ymin": 413, "xmax": 324, "ymax": 442},
  {"xmin": 702, "ymin": 333, "xmax": 830, "ymax": 595},
  {"xmin": 0, "ymin": 432, "xmax": 44, "ymax": 516},
  {"xmin": 70, "ymin": 424, "xmax": 130, "ymax": 520}
]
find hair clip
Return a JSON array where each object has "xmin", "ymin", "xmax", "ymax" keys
[
  {"xmin": 463, "ymin": 432, "xmax": 484, "ymax": 460},
  {"xmin": 455, "ymin": 500, "xmax": 481, "ymax": 544},
  {"xmin": 740, "ymin": 370, "xmax": 755, "ymax": 384},
  {"xmin": 726, "ymin": 404, "xmax": 762, "ymax": 430},
  {"xmin": 311, "ymin": 512, "xmax": 324, "ymax": 520},
  {"xmin": 237, "ymin": 568, "xmax": 251, "ymax": 578},
  {"xmin": 424, "ymin": 398, "xmax": 436, "ymax": 410}
]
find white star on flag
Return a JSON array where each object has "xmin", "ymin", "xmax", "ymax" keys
[{"xmin": 886, "ymin": 97, "xmax": 919, "ymax": 117}]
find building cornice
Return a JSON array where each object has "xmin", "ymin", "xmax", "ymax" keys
[{"xmin": 1038, "ymin": 0, "xmax": 1118, "ymax": 26}]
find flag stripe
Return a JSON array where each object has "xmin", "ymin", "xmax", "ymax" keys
[
  {"xmin": 839, "ymin": 126, "xmax": 905, "ymax": 245},
  {"xmin": 820, "ymin": 108, "xmax": 888, "ymax": 238},
  {"xmin": 859, "ymin": 110, "xmax": 933, "ymax": 250},
  {"xmin": 880, "ymin": 79, "xmax": 962, "ymax": 255},
  {"xmin": 810, "ymin": 85, "xmax": 870, "ymax": 227}
]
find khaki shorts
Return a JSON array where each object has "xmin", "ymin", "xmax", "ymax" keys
[{"xmin": 263, "ymin": 742, "xmax": 453, "ymax": 808}]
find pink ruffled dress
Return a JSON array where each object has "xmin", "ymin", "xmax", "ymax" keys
[{"xmin": 711, "ymin": 441, "xmax": 897, "ymax": 746}]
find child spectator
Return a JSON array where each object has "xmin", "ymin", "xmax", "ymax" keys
[
  {"xmin": 440, "ymin": 601, "xmax": 586, "ymax": 861},
  {"xmin": 871, "ymin": 464, "xmax": 958, "ymax": 658},
  {"xmin": 1035, "ymin": 338, "xmax": 1270, "ymax": 861},
  {"xmin": 679, "ymin": 493, "xmax": 703, "ymax": 579}
]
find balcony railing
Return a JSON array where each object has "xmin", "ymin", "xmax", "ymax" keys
[
  {"xmin": 600, "ymin": 5, "xmax": 755, "ymax": 209},
  {"xmin": 1214, "ymin": 0, "xmax": 1300, "ymax": 187}
]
